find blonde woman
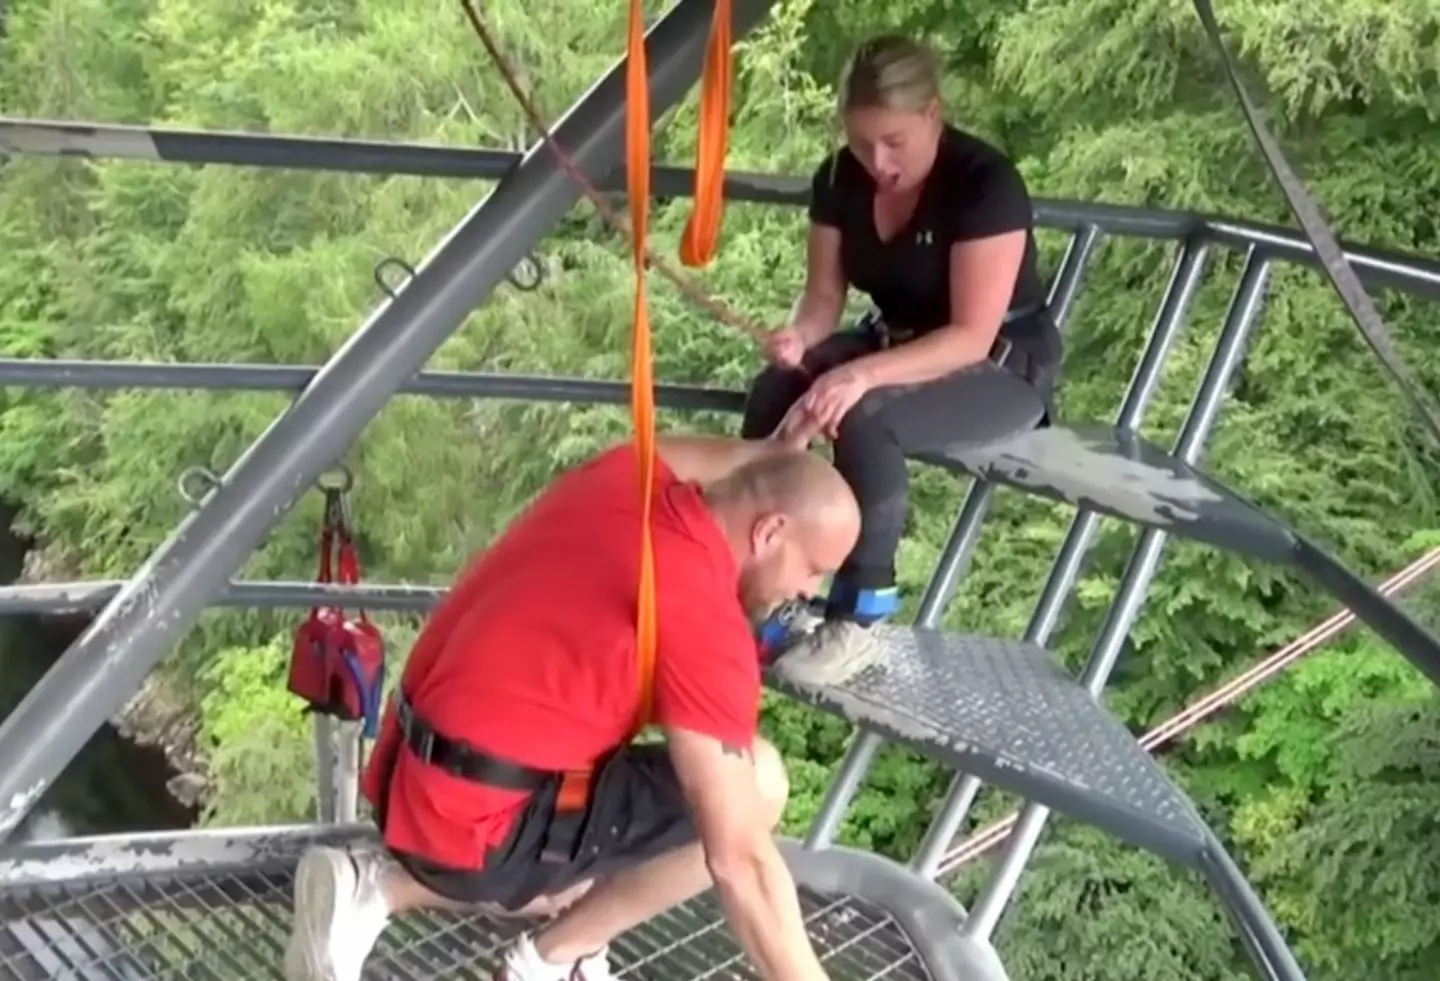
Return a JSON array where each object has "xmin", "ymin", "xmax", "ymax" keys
[{"xmin": 746, "ymin": 35, "xmax": 1062, "ymax": 683}]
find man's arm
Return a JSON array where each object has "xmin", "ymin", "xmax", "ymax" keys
[
  {"xmin": 655, "ymin": 433, "xmax": 801, "ymax": 485},
  {"xmin": 666, "ymin": 728, "xmax": 828, "ymax": 981}
]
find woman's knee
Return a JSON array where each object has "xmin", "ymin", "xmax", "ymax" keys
[
  {"xmin": 750, "ymin": 736, "xmax": 789, "ymax": 827},
  {"xmin": 740, "ymin": 367, "xmax": 805, "ymax": 439},
  {"xmin": 831, "ymin": 408, "xmax": 909, "ymax": 497}
]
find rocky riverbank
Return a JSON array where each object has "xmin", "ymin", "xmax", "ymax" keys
[{"xmin": 114, "ymin": 673, "xmax": 209, "ymax": 810}]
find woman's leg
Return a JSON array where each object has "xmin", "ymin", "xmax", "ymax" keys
[
  {"xmin": 739, "ymin": 332, "xmax": 877, "ymax": 439},
  {"xmin": 775, "ymin": 361, "xmax": 1047, "ymax": 686}
]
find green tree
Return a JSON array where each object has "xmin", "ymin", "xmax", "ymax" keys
[{"xmin": 2, "ymin": 0, "xmax": 1439, "ymax": 976}]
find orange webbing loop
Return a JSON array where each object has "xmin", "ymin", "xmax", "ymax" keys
[
  {"xmin": 626, "ymin": 0, "xmax": 658, "ymax": 732},
  {"xmin": 456, "ymin": 1, "xmax": 766, "ymax": 348},
  {"xmin": 679, "ymin": 0, "xmax": 733, "ymax": 267},
  {"xmin": 457, "ymin": 0, "xmax": 747, "ymax": 730}
]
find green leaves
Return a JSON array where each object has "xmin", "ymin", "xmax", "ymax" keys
[{"xmin": 2, "ymin": 0, "xmax": 1440, "ymax": 976}]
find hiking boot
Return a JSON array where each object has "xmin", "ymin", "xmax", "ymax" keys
[{"xmin": 772, "ymin": 618, "xmax": 887, "ymax": 687}]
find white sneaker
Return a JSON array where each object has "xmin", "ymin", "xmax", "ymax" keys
[
  {"xmin": 284, "ymin": 845, "xmax": 391, "ymax": 981},
  {"xmin": 773, "ymin": 619, "xmax": 887, "ymax": 687},
  {"xmin": 495, "ymin": 933, "xmax": 615, "ymax": 981}
]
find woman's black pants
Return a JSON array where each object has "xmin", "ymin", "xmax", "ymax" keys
[{"xmin": 739, "ymin": 326, "xmax": 1054, "ymax": 622}]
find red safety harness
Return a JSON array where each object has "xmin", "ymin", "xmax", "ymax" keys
[{"xmin": 286, "ymin": 473, "xmax": 386, "ymax": 738}]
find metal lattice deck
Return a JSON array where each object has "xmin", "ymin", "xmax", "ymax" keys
[{"xmin": 0, "ymin": 830, "xmax": 973, "ymax": 981}]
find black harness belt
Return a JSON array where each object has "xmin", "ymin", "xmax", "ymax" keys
[
  {"xmin": 394, "ymin": 690, "xmax": 555, "ymax": 793},
  {"xmin": 866, "ymin": 301, "xmax": 1048, "ymax": 351}
]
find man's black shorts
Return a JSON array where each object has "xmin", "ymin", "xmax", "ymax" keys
[{"xmin": 386, "ymin": 744, "xmax": 696, "ymax": 911}]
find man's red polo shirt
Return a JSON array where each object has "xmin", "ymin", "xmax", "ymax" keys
[{"xmin": 360, "ymin": 444, "xmax": 760, "ymax": 869}]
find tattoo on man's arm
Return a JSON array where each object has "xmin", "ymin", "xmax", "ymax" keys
[{"xmin": 721, "ymin": 742, "xmax": 753, "ymax": 761}]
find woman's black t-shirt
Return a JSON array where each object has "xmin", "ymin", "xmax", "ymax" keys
[{"xmin": 808, "ymin": 125, "xmax": 1048, "ymax": 341}]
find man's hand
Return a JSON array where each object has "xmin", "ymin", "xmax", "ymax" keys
[
  {"xmin": 667, "ymin": 729, "xmax": 828, "ymax": 981},
  {"xmin": 769, "ymin": 401, "xmax": 824, "ymax": 453}
]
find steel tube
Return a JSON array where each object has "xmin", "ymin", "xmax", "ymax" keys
[
  {"xmin": 0, "ymin": 116, "xmax": 811, "ymax": 205},
  {"xmin": 1201, "ymin": 840, "xmax": 1310, "ymax": 981},
  {"xmin": 807, "ymin": 225, "xmax": 1106, "ymax": 855},
  {"xmin": 0, "ymin": 0, "xmax": 777, "ymax": 840},
  {"xmin": 0, "ymin": 359, "xmax": 745, "ymax": 412},
  {"xmin": 918, "ymin": 238, "xmax": 1214, "ymax": 877},
  {"xmin": 6, "ymin": 118, "xmax": 1438, "ymax": 300},
  {"xmin": 804, "ymin": 483, "xmax": 996, "ymax": 850},
  {"xmin": 312, "ymin": 718, "xmax": 336, "ymax": 824},
  {"xmin": 905, "ymin": 226, "xmax": 1108, "ymax": 874},
  {"xmin": 962, "ymin": 251, "xmax": 1273, "ymax": 940},
  {"xmin": 0, "ymin": 579, "xmax": 445, "ymax": 615}
]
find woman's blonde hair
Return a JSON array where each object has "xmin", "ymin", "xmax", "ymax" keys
[{"xmin": 838, "ymin": 35, "xmax": 941, "ymax": 115}]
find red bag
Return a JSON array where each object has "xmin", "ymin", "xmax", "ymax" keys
[{"xmin": 287, "ymin": 484, "xmax": 386, "ymax": 738}]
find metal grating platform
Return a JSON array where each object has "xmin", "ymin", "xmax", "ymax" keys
[
  {"xmin": 770, "ymin": 627, "xmax": 1210, "ymax": 865},
  {"xmin": 915, "ymin": 424, "xmax": 1298, "ymax": 564},
  {"xmin": 0, "ymin": 829, "xmax": 964, "ymax": 981},
  {"xmin": 0, "ymin": 874, "xmax": 924, "ymax": 981}
]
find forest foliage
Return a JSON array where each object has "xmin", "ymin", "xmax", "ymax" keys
[{"xmin": 2, "ymin": 0, "xmax": 1440, "ymax": 978}]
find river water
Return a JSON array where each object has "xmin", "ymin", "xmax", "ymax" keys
[{"xmin": 0, "ymin": 506, "xmax": 195, "ymax": 844}]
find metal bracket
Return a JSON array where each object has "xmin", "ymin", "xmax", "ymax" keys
[
  {"xmin": 316, "ymin": 465, "xmax": 355, "ymax": 533},
  {"xmin": 176, "ymin": 466, "xmax": 221, "ymax": 506},
  {"xmin": 373, "ymin": 256, "xmax": 418, "ymax": 300},
  {"xmin": 376, "ymin": 253, "xmax": 543, "ymax": 297},
  {"xmin": 506, "ymin": 253, "xmax": 545, "ymax": 292}
]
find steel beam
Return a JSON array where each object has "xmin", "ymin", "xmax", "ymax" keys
[
  {"xmin": 0, "ymin": 580, "xmax": 445, "ymax": 615},
  {"xmin": 5, "ymin": 117, "xmax": 1440, "ymax": 299},
  {"xmin": 0, "ymin": 0, "xmax": 778, "ymax": 840},
  {"xmin": 0, "ymin": 358, "xmax": 745, "ymax": 411}
]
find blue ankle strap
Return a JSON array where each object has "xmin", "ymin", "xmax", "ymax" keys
[{"xmin": 826, "ymin": 583, "xmax": 899, "ymax": 624}]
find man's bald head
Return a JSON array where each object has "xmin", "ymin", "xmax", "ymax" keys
[{"xmin": 703, "ymin": 450, "xmax": 860, "ymax": 620}]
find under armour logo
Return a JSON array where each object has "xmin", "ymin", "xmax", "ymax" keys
[{"xmin": 916, "ymin": 229, "xmax": 933, "ymax": 246}]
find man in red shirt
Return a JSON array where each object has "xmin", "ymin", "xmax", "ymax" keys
[{"xmin": 284, "ymin": 431, "xmax": 860, "ymax": 981}]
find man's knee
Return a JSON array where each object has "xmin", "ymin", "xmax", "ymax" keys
[
  {"xmin": 508, "ymin": 878, "xmax": 594, "ymax": 920},
  {"xmin": 751, "ymin": 736, "xmax": 789, "ymax": 827}
]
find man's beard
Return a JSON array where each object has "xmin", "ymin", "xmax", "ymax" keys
[{"xmin": 739, "ymin": 581, "xmax": 777, "ymax": 625}]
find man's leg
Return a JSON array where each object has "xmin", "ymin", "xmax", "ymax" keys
[
  {"xmin": 285, "ymin": 738, "xmax": 787, "ymax": 981},
  {"xmin": 514, "ymin": 737, "xmax": 790, "ymax": 974},
  {"xmin": 284, "ymin": 765, "xmax": 580, "ymax": 981}
]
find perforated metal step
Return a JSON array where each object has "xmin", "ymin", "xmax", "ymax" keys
[
  {"xmin": 0, "ymin": 828, "xmax": 972, "ymax": 981},
  {"xmin": 769, "ymin": 627, "xmax": 1210, "ymax": 865},
  {"xmin": 915, "ymin": 424, "xmax": 1297, "ymax": 564}
]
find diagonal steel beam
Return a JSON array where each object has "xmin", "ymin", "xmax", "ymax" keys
[{"xmin": 0, "ymin": 0, "xmax": 778, "ymax": 840}]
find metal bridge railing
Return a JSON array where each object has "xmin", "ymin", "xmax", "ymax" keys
[{"xmin": 2, "ymin": 43, "xmax": 1440, "ymax": 981}]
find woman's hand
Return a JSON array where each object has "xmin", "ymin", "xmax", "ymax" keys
[
  {"xmin": 763, "ymin": 326, "xmax": 807, "ymax": 369},
  {"xmin": 800, "ymin": 364, "xmax": 873, "ymax": 438}
]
